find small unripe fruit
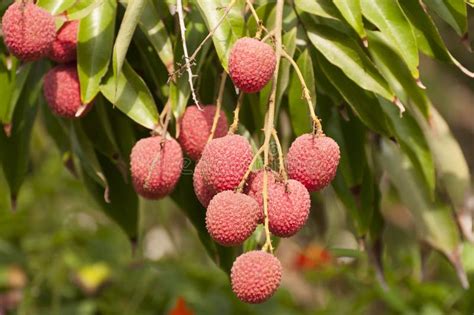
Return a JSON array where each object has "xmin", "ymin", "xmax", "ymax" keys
[
  {"xmin": 231, "ymin": 251, "xmax": 282, "ymax": 304},
  {"xmin": 193, "ymin": 159, "xmax": 214, "ymax": 207},
  {"xmin": 2, "ymin": 2, "xmax": 55, "ymax": 61},
  {"xmin": 200, "ymin": 135, "xmax": 252, "ymax": 193},
  {"xmin": 43, "ymin": 64, "xmax": 87, "ymax": 118},
  {"xmin": 130, "ymin": 136, "xmax": 183, "ymax": 199},
  {"xmin": 49, "ymin": 21, "xmax": 78, "ymax": 63},
  {"xmin": 286, "ymin": 134, "xmax": 340, "ymax": 192},
  {"xmin": 228, "ymin": 37, "xmax": 276, "ymax": 93},
  {"xmin": 178, "ymin": 105, "xmax": 228, "ymax": 160},
  {"xmin": 206, "ymin": 191, "xmax": 259, "ymax": 246}
]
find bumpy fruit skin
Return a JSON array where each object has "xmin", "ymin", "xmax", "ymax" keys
[
  {"xmin": 2, "ymin": 2, "xmax": 55, "ymax": 61},
  {"xmin": 267, "ymin": 179, "xmax": 310, "ymax": 237},
  {"xmin": 231, "ymin": 251, "xmax": 282, "ymax": 304},
  {"xmin": 193, "ymin": 159, "xmax": 214, "ymax": 207},
  {"xmin": 286, "ymin": 134, "xmax": 340, "ymax": 192},
  {"xmin": 43, "ymin": 64, "xmax": 86, "ymax": 118},
  {"xmin": 206, "ymin": 191, "xmax": 259, "ymax": 246},
  {"xmin": 130, "ymin": 136, "xmax": 183, "ymax": 199},
  {"xmin": 178, "ymin": 105, "xmax": 228, "ymax": 160},
  {"xmin": 200, "ymin": 135, "xmax": 252, "ymax": 193},
  {"xmin": 49, "ymin": 21, "xmax": 78, "ymax": 63},
  {"xmin": 228, "ymin": 37, "xmax": 276, "ymax": 93},
  {"xmin": 244, "ymin": 170, "xmax": 278, "ymax": 223}
]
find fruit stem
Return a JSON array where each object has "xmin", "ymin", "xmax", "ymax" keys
[
  {"xmin": 236, "ymin": 144, "xmax": 265, "ymax": 192},
  {"xmin": 208, "ymin": 71, "xmax": 227, "ymax": 143},
  {"xmin": 176, "ymin": 0, "xmax": 201, "ymax": 109},
  {"xmin": 228, "ymin": 92, "xmax": 244, "ymax": 134},
  {"xmin": 245, "ymin": 0, "xmax": 267, "ymax": 39},
  {"xmin": 261, "ymin": 0, "xmax": 284, "ymax": 254},
  {"xmin": 281, "ymin": 50, "xmax": 323, "ymax": 136},
  {"xmin": 271, "ymin": 129, "xmax": 287, "ymax": 182}
]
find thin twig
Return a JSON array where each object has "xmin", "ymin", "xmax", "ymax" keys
[
  {"xmin": 271, "ymin": 129, "xmax": 287, "ymax": 181},
  {"xmin": 208, "ymin": 71, "xmax": 227, "ymax": 143},
  {"xmin": 245, "ymin": 0, "xmax": 267, "ymax": 39},
  {"xmin": 281, "ymin": 49, "xmax": 322, "ymax": 135},
  {"xmin": 236, "ymin": 144, "xmax": 265, "ymax": 192},
  {"xmin": 176, "ymin": 0, "xmax": 200, "ymax": 109},
  {"xmin": 228, "ymin": 92, "xmax": 244, "ymax": 134},
  {"xmin": 261, "ymin": 0, "xmax": 284, "ymax": 254}
]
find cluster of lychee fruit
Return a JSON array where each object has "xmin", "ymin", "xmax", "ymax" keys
[{"xmin": 2, "ymin": 2, "xmax": 85, "ymax": 119}]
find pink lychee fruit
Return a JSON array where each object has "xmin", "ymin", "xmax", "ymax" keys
[
  {"xmin": 199, "ymin": 135, "xmax": 252, "ymax": 193},
  {"xmin": 43, "ymin": 64, "xmax": 88, "ymax": 118},
  {"xmin": 206, "ymin": 191, "xmax": 260, "ymax": 246},
  {"xmin": 2, "ymin": 2, "xmax": 55, "ymax": 61},
  {"xmin": 193, "ymin": 159, "xmax": 214, "ymax": 207},
  {"xmin": 244, "ymin": 169, "xmax": 278, "ymax": 222},
  {"xmin": 49, "ymin": 20, "xmax": 78, "ymax": 63},
  {"xmin": 286, "ymin": 134, "xmax": 340, "ymax": 192},
  {"xmin": 231, "ymin": 251, "xmax": 282, "ymax": 304},
  {"xmin": 130, "ymin": 136, "xmax": 183, "ymax": 199},
  {"xmin": 228, "ymin": 37, "xmax": 276, "ymax": 93},
  {"xmin": 178, "ymin": 105, "xmax": 228, "ymax": 160}
]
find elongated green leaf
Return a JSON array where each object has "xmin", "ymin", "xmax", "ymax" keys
[
  {"xmin": 360, "ymin": 0, "xmax": 419, "ymax": 78},
  {"xmin": 68, "ymin": 0, "xmax": 104, "ymax": 20},
  {"xmin": 138, "ymin": 0, "xmax": 175, "ymax": 73},
  {"xmin": 101, "ymin": 62, "xmax": 159, "ymax": 130},
  {"xmin": 78, "ymin": 0, "xmax": 117, "ymax": 104},
  {"xmin": 195, "ymin": 0, "xmax": 245, "ymax": 71},
  {"xmin": 294, "ymin": 0, "xmax": 340, "ymax": 20},
  {"xmin": 317, "ymin": 55, "xmax": 392, "ymax": 136},
  {"xmin": 424, "ymin": 0, "xmax": 467, "ymax": 36},
  {"xmin": 114, "ymin": 0, "xmax": 146, "ymax": 80},
  {"xmin": 288, "ymin": 49, "xmax": 315, "ymax": 136},
  {"xmin": 0, "ymin": 61, "xmax": 48, "ymax": 205},
  {"xmin": 0, "ymin": 62, "xmax": 32, "ymax": 125},
  {"xmin": 334, "ymin": 0, "xmax": 366, "ymax": 38},
  {"xmin": 37, "ymin": 0, "xmax": 76, "ymax": 14},
  {"xmin": 303, "ymin": 19, "xmax": 394, "ymax": 101},
  {"xmin": 366, "ymin": 31, "xmax": 429, "ymax": 117}
]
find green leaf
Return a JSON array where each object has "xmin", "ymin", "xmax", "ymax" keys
[
  {"xmin": 333, "ymin": 0, "xmax": 366, "ymax": 38},
  {"xmin": 36, "ymin": 0, "xmax": 76, "ymax": 14},
  {"xmin": 0, "ymin": 62, "xmax": 32, "ymax": 125},
  {"xmin": 423, "ymin": 0, "xmax": 467, "ymax": 36},
  {"xmin": 114, "ymin": 0, "xmax": 146, "ymax": 81},
  {"xmin": 100, "ymin": 62, "xmax": 159, "ymax": 130},
  {"xmin": 294, "ymin": 0, "xmax": 340, "ymax": 20},
  {"xmin": 303, "ymin": 19, "xmax": 394, "ymax": 101},
  {"xmin": 288, "ymin": 49, "xmax": 315, "ymax": 136},
  {"xmin": 0, "ymin": 61, "xmax": 48, "ymax": 204},
  {"xmin": 366, "ymin": 31, "xmax": 429, "ymax": 117},
  {"xmin": 78, "ymin": 0, "xmax": 117, "ymax": 104},
  {"xmin": 195, "ymin": 0, "xmax": 245, "ymax": 71},
  {"xmin": 378, "ymin": 139, "xmax": 464, "ymax": 281},
  {"xmin": 67, "ymin": 0, "xmax": 104, "ymax": 20},
  {"xmin": 360, "ymin": 0, "xmax": 419, "ymax": 78},
  {"xmin": 138, "ymin": 0, "xmax": 175, "ymax": 73}
]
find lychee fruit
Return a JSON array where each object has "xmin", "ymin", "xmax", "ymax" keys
[
  {"xmin": 178, "ymin": 105, "xmax": 228, "ymax": 160},
  {"xmin": 130, "ymin": 136, "xmax": 183, "ymax": 199},
  {"xmin": 193, "ymin": 159, "xmax": 214, "ymax": 207},
  {"xmin": 2, "ymin": 2, "xmax": 56, "ymax": 61},
  {"xmin": 286, "ymin": 134, "xmax": 340, "ymax": 192},
  {"xmin": 199, "ymin": 135, "xmax": 253, "ymax": 193},
  {"xmin": 43, "ymin": 64, "xmax": 88, "ymax": 118},
  {"xmin": 206, "ymin": 191, "xmax": 260, "ymax": 246},
  {"xmin": 228, "ymin": 37, "xmax": 276, "ymax": 93},
  {"xmin": 231, "ymin": 251, "xmax": 282, "ymax": 304},
  {"xmin": 49, "ymin": 20, "xmax": 78, "ymax": 63},
  {"xmin": 244, "ymin": 169, "xmax": 278, "ymax": 222}
]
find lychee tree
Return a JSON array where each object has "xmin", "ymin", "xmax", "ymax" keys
[{"xmin": 0, "ymin": 0, "xmax": 472, "ymax": 304}]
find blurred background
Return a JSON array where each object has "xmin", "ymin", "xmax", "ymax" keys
[{"xmin": 0, "ymin": 6, "xmax": 473, "ymax": 315}]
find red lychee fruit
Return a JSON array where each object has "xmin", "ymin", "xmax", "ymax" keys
[
  {"xmin": 228, "ymin": 37, "xmax": 276, "ymax": 93},
  {"xmin": 178, "ymin": 105, "xmax": 228, "ymax": 160},
  {"xmin": 2, "ymin": 2, "xmax": 55, "ymax": 61},
  {"xmin": 286, "ymin": 134, "xmax": 340, "ymax": 192},
  {"xmin": 206, "ymin": 191, "xmax": 260, "ymax": 246},
  {"xmin": 43, "ymin": 64, "xmax": 88, "ymax": 118},
  {"xmin": 130, "ymin": 136, "xmax": 183, "ymax": 199},
  {"xmin": 231, "ymin": 251, "xmax": 282, "ymax": 304},
  {"xmin": 244, "ymin": 169, "xmax": 278, "ymax": 222},
  {"xmin": 199, "ymin": 135, "xmax": 252, "ymax": 193},
  {"xmin": 49, "ymin": 20, "xmax": 78, "ymax": 63},
  {"xmin": 193, "ymin": 159, "xmax": 214, "ymax": 207}
]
